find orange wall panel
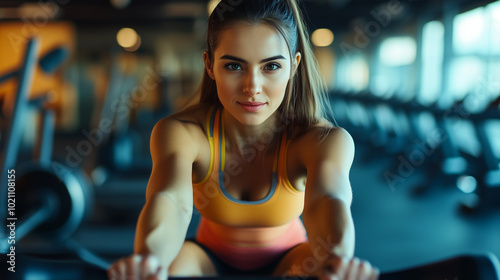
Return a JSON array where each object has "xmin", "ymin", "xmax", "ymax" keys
[{"xmin": 0, "ymin": 21, "xmax": 75, "ymax": 107}]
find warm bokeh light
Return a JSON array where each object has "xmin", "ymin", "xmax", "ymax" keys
[
  {"xmin": 311, "ymin": 28, "xmax": 334, "ymax": 47},
  {"xmin": 125, "ymin": 34, "xmax": 141, "ymax": 52},
  {"xmin": 116, "ymin": 27, "xmax": 138, "ymax": 49}
]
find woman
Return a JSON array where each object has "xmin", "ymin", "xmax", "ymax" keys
[{"xmin": 108, "ymin": 0, "xmax": 379, "ymax": 279}]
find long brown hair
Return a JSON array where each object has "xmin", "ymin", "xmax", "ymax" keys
[{"xmin": 199, "ymin": 0, "xmax": 335, "ymax": 136}]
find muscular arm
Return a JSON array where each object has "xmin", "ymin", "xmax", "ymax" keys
[
  {"xmin": 301, "ymin": 127, "xmax": 355, "ymax": 261},
  {"xmin": 134, "ymin": 117, "xmax": 198, "ymax": 269}
]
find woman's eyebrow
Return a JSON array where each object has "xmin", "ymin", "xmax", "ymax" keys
[{"xmin": 219, "ymin": 55, "xmax": 286, "ymax": 63}]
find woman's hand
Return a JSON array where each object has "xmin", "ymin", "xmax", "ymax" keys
[
  {"xmin": 317, "ymin": 256, "xmax": 379, "ymax": 280},
  {"xmin": 107, "ymin": 254, "xmax": 168, "ymax": 280}
]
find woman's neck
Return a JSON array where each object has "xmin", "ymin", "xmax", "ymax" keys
[{"xmin": 222, "ymin": 109, "xmax": 282, "ymax": 161}]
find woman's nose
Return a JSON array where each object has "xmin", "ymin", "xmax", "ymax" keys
[{"xmin": 242, "ymin": 70, "xmax": 262, "ymax": 96}]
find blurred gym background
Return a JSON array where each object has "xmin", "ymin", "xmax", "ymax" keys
[{"xmin": 0, "ymin": 0, "xmax": 499, "ymax": 278}]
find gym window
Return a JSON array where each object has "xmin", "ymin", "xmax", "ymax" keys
[
  {"xmin": 419, "ymin": 20, "xmax": 444, "ymax": 106},
  {"xmin": 447, "ymin": 1, "xmax": 500, "ymax": 107},
  {"xmin": 371, "ymin": 36, "xmax": 417, "ymax": 99},
  {"xmin": 334, "ymin": 53, "xmax": 370, "ymax": 93}
]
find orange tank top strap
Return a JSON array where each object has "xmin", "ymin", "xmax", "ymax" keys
[{"xmin": 194, "ymin": 106, "xmax": 220, "ymax": 186}]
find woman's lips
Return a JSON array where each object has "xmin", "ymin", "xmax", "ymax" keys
[{"xmin": 237, "ymin": 102, "xmax": 266, "ymax": 112}]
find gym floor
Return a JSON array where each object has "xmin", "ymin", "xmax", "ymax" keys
[{"xmin": 40, "ymin": 134, "xmax": 498, "ymax": 274}]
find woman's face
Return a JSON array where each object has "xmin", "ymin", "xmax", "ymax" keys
[{"xmin": 204, "ymin": 22, "xmax": 300, "ymax": 126}]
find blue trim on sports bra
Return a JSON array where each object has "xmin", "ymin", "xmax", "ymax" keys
[{"xmin": 218, "ymin": 171, "xmax": 278, "ymax": 205}]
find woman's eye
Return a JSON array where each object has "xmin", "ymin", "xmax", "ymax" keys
[
  {"xmin": 264, "ymin": 63, "xmax": 281, "ymax": 71},
  {"xmin": 225, "ymin": 63, "xmax": 242, "ymax": 71}
]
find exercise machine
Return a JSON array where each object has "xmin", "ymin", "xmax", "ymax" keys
[
  {"xmin": 4, "ymin": 252, "xmax": 499, "ymax": 280},
  {"xmin": 0, "ymin": 37, "xmax": 108, "ymax": 269}
]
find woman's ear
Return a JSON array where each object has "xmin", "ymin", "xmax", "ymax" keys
[
  {"xmin": 203, "ymin": 51, "xmax": 215, "ymax": 80},
  {"xmin": 292, "ymin": 52, "xmax": 301, "ymax": 75}
]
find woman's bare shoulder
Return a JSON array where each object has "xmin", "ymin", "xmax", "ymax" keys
[
  {"xmin": 292, "ymin": 123, "xmax": 354, "ymax": 167},
  {"xmin": 168, "ymin": 103, "xmax": 212, "ymax": 126},
  {"xmin": 152, "ymin": 103, "xmax": 211, "ymax": 135},
  {"xmin": 150, "ymin": 103, "xmax": 212, "ymax": 155},
  {"xmin": 295, "ymin": 124, "xmax": 352, "ymax": 146},
  {"xmin": 292, "ymin": 117, "xmax": 336, "ymax": 142}
]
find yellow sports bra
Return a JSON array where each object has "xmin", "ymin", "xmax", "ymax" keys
[{"xmin": 192, "ymin": 106, "xmax": 305, "ymax": 228}]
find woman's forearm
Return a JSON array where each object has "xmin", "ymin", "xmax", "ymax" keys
[
  {"xmin": 303, "ymin": 195, "xmax": 355, "ymax": 260},
  {"xmin": 134, "ymin": 191, "xmax": 193, "ymax": 268}
]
